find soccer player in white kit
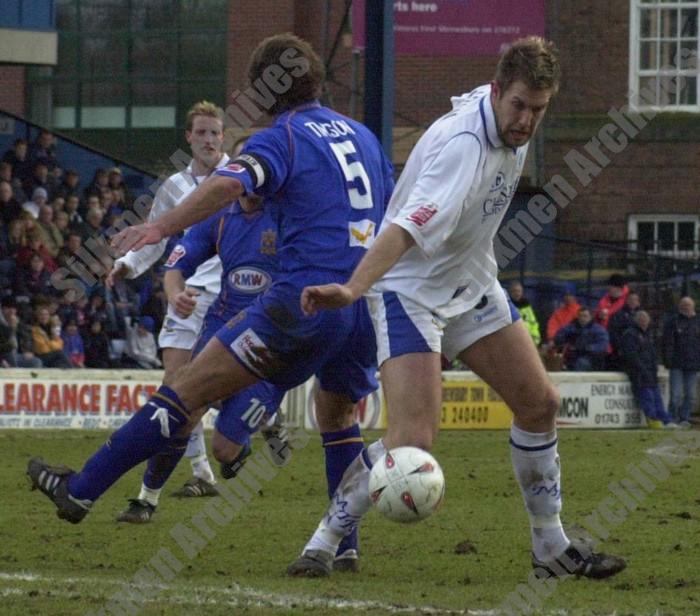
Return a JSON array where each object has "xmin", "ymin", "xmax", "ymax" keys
[
  {"xmin": 290, "ymin": 37, "xmax": 627, "ymax": 579},
  {"xmin": 107, "ymin": 101, "xmax": 227, "ymax": 509}
]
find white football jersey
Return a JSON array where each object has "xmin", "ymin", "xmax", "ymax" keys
[
  {"xmin": 373, "ymin": 85, "xmax": 527, "ymax": 319},
  {"xmin": 116, "ymin": 154, "xmax": 229, "ymax": 294}
]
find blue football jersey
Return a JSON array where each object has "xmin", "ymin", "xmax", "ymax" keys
[
  {"xmin": 163, "ymin": 203, "xmax": 280, "ymax": 318},
  {"xmin": 215, "ymin": 101, "xmax": 394, "ymax": 277}
]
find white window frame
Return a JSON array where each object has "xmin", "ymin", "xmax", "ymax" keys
[
  {"xmin": 628, "ymin": 213, "xmax": 699, "ymax": 257},
  {"xmin": 629, "ymin": 0, "xmax": 700, "ymax": 111}
]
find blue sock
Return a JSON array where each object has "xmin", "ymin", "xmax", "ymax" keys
[
  {"xmin": 143, "ymin": 439, "xmax": 189, "ymax": 490},
  {"xmin": 322, "ymin": 423, "xmax": 363, "ymax": 557},
  {"xmin": 69, "ymin": 386, "xmax": 190, "ymax": 502}
]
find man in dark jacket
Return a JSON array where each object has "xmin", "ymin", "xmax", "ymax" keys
[
  {"xmin": 621, "ymin": 310, "xmax": 675, "ymax": 428},
  {"xmin": 608, "ymin": 292, "xmax": 641, "ymax": 370},
  {"xmin": 662, "ymin": 297, "xmax": 700, "ymax": 427},
  {"xmin": 554, "ymin": 307, "xmax": 609, "ymax": 370}
]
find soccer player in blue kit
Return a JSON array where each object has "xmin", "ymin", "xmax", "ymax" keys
[
  {"xmin": 28, "ymin": 33, "xmax": 394, "ymax": 572},
  {"xmin": 114, "ymin": 197, "xmax": 288, "ymax": 523}
]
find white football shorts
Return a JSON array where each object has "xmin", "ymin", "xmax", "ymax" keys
[
  {"xmin": 367, "ymin": 278, "xmax": 521, "ymax": 366},
  {"xmin": 157, "ymin": 288, "xmax": 218, "ymax": 350}
]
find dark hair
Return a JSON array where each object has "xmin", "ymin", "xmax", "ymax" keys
[
  {"xmin": 494, "ymin": 36, "xmax": 561, "ymax": 94},
  {"xmin": 607, "ymin": 274, "xmax": 626, "ymax": 288},
  {"xmin": 247, "ymin": 33, "xmax": 325, "ymax": 115}
]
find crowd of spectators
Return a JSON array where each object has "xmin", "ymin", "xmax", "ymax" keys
[
  {"xmin": 507, "ymin": 275, "xmax": 700, "ymax": 426},
  {"xmin": 0, "ymin": 131, "xmax": 165, "ymax": 370}
]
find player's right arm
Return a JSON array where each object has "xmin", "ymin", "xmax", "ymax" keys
[
  {"xmin": 301, "ymin": 224, "xmax": 415, "ymax": 314},
  {"xmin": 107, "ymin": 181, "xmax": 177, "ymax": 284}
]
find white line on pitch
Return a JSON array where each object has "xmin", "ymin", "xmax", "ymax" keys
[{"xmin": 0, "ymin": 571, "xmax": 491, "ymax": 615}]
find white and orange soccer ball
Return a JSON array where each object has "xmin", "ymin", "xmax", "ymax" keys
[{"xmin": 368, "ymin": 446, "xmax": 445, "ymax": 523}]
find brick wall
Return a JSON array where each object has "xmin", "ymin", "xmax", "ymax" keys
[
  {"xmin": 0, "ymin": 66, "xmax": 25, "ymax": 116},
  {"xmin": 227, "ymin": 1, "xmax": 699, "ymax": 246}
]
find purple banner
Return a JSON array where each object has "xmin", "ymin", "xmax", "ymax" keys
[{"xmin": 353, "ymin": 0, "xmax": 546, "ymax": 56}]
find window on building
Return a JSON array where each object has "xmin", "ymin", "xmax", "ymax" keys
[
  {"xmin": 628, "ymin": 214, "xmax": 699, "ymax": 258},
  {"xmin": 629, "ymin": 0, "xmax": 699, "ymax": 110},
  {"xmin": 27, "ymin": 0, "xmax": 227, "ymax": 131}
]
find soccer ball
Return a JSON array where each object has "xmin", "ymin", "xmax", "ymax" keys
[{"xmin": 368, "ymin": 446, "xmax": 445, "ymax": 523}]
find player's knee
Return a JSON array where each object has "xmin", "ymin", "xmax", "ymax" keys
[{"xmin": 541, "ymin": 384, "xmax": 561, "ymax": 422}]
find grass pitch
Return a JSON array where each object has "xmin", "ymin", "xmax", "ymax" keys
[{"xmin": 2, "ymin": 428, "xmax": 700, "ymax": 615}]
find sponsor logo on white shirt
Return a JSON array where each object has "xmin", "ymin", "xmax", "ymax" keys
[{"xmin": 406, "ymin": 204, "xmax": 438, "ymax": 227}]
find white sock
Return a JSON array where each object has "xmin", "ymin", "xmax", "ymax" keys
[
  {"xmin": 185, "ymin": 422, "xmax": 215, "ymax": 484},
  {"xmin": 304, "ymin": 439, "xmax": 386, "ymax": 554},
  {"xmin": 510, "ymin": 424, "xmax": 570, "ymax": 561},
  {"xmin": 138, "ymin": 484, "xmax": 161, "ymax": 507}
]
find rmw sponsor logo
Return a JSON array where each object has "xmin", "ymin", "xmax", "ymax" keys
[
  {"xmin": 225, "ymin": 163, "xmax": 245, "ymax": 173},
  {"xmin": 406, "ymin": 204, "xmax": 438, "ymax": 227},
  {"xmin": 229, "ymin": 267, "xmax": 271, "ymax": 293}
]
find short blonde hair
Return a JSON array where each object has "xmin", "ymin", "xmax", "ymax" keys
[
  {"xmin": 185, "ymin": 101, "xmax": 224, "ymax": 131},
  {"xmin": 495, "ymin": 36, "xmax": 561, "ymax": 94}
]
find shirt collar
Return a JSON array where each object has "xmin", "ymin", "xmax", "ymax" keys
[
  {"xmin": 479, "ymin": 88, "xmax": 504, "ymax": 150},
  {"xmin": 186, "ymin": 153, "xmax": 229, "ymax": 177}
]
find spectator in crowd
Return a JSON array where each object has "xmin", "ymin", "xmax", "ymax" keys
[
  {"xmin": 56, "ymin": 169, "xmax": 80, "ymax": 200},
  {"xmin": 14, "ymin": 252, "xmax": 56, "ymax": 300},
  {"xmin": 78, "ymin": 207, "xmax": 105, "ymax": 242},
  {"xmin": 554, "ymin": 306, "xmax": 609, "ymax": 371},
  {"xmin": 7, "ymin": 218, "xmax": 27, "ymax": 259},
  {"xmin": 2, "ymin": 138, "xmax": 32, "ymax": 182},
  {"xmin": 83, "ymin": 318, "xmax": 112, "ymax": 369},
  {"xmin": 508, "ymin": 281, "xmax": 541, "ymax": 346},
  {"xmin": 28, "ymin": 130, "xmax": 58, "ymax": 172},
  {"xmin": 0, "ymin": 180, "xmax": 23, "ymax": 224},
  {"xmin": 22, "ymin": 187, "xmax": 48, "ymax": 219},
  {"xmin": 64, "ymin": 194, "xmax": 83, "ymax": 230},
  {"xmin": 83, "ymin": 168, "xmax": 109, "ymax": 201},
  {"xmin": 0, "ymin": 215, "xmax": 14, "ymax": 288},
  {"xmin": 621, "ymin": 310, "xmax": 676, "ymax": 428},
  {"xmin": 54, "ymin": 210, "xmax": 70, "ymax": 240},
  {"xmin": 61, "ymin": 320, "xmax": 85, "ymax": 368},
  {"xmin": 23, "ymin": 162, "xmax": 54, "ymax": 200},
  {"xmin": 0, "ymin": 297, "xmax": 43, "ymax": 368},
  {"xmin": 16, "ymin": 229, "xmax": 57, "ymax": 272},
  {"xmin": 138, "ymin": 271, "xmax": 167, "ymax": 333},
  {"xmin": 86, "ymin": 290, "xmax": 111, "ymax": 330},
  {"xmin": 546, "ymin": 290, "xmax": 580, "ymax": 342},
  {"xmin": 0, "ymin": 161, "xmax": 26, "ymax": 204},
  {"xmin": 662, "ymin": 297, "xmax": 700, "ymax": 427},
  {"xmin": 31, "ymin": 305, "xmax": 71, "ymax": 368},
  {"xmin": 57, "ymin": 232, "xmax": 83, "ymax": 269},
  {"xmin": 123, "ymin": 316, "xmax": 161, "ymax": 370},
  {"xmin": 35, "ymin": 204, "xmax": 64, "ymax": 257},
  {"xmin": 51, "ymin": 195, "xmax": 65, "ymax": 213},
  {"xmin": 107, "ymin": 167, "xmax": 132, "ymax": 207},
  {"xmin": 608, "ymin": 291, "xmax": 641, "ymax": 369},
  {"xmin": 595, "ymin": 274, "xmax": 629, "ymax": 328}
]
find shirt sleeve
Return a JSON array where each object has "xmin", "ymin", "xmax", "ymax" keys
[
  {"xmin": 214, "ymin": 128, "xmax": 291, "ymax": 197},
  {"xmin": 163, "ymin": 213, "xmax": 219, "ymax": 280},
  {"xmin": 116, "ymin": 179, "xmax": 177, "ymax": 277},
  {"xmin": 392, "ymin": 132, "xmax": 482, "ymax": 258}
]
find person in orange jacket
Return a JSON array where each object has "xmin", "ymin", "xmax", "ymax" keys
[{"xmin": 546, "ymin": 291, "xmax": 580, "ymax": 342}]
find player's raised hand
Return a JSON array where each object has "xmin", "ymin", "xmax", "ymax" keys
[
  {"xmin": 111, "ymin": 223, "xmax": 163, "ymax": 256},
  {"xmin": 301, "ymin": 283, "xmax": 356, "ymax": 315},
  {"xmin": 172, "ymin": 288, "xmax": 200, "ymax": 318}
]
